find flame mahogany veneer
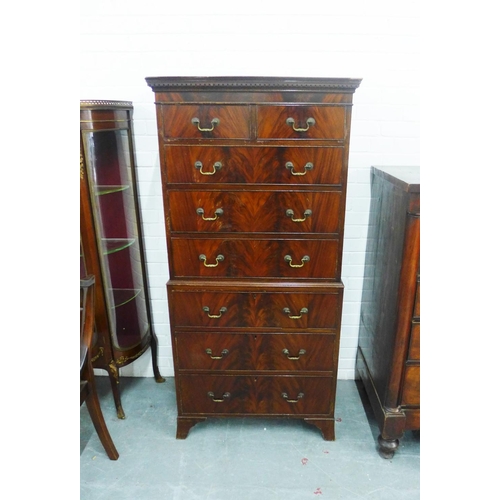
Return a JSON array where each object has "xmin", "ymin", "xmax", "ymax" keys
[{"xmin": 146, "ymin": 76, "xmax": 361, "ymax": 439}]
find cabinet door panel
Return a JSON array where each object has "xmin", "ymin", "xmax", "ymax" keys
[{"xmin": 81, "ymin": 124, "xmax": 150, "ymax": 350}]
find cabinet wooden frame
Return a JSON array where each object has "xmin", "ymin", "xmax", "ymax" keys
[{"xmin": 356, "ymin": 166, "xmax": 420, "ymax": 458}]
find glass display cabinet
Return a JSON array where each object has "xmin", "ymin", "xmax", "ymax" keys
[{"xmin": 80, "ymin": 100, "xmax": 164, "ymax": 419}]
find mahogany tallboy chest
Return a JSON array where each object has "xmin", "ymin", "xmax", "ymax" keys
[
  {"xmin": 146, "ymin": 76, "xmax": 361, "ymax": 439},
  {"xmin": 356, "ymin": 166, "xmax": 420, "ymax": 458}
]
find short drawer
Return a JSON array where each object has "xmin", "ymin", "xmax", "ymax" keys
[
  {"xmin": 168, "ymin": 289, "xmax": 342, "ymax": 330},
  {"xmin": 161, "ymin": 104, "xmax": 251, "ymax": 139},
  {"xmin": 169, "ymin": 190, "xmax": 342, "ymax": 234},
  {"xmin": 175, "ymin": 332, "xmax": 335, "ymax": 372},
  {"xmin": 413, "ymin": 279, "xmax": 420, "ymax": 317},
  {"xmin": 401, "ymin": 365, "xmax": 420, "ymax": 407},
  {"xmin": 170, "ymin": 237, "xmax": 340, "ymax": 279},
  {"xmin": 178, "ymin": 374, "xmax": 333, "ymax": 415},
  {"xmin": 257, "ymin": 105, "xmax": 345, "ymax": 140},
  {"xmin": 164, "ymin": 146, "xmax": 344, "ymax": 185},
  {"xmin": 407, "ymin": 321, "xmax": 420, "ymax": 361}
]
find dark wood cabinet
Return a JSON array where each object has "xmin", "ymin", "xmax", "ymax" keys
[
  {"xmin": 356, "ymin": 166, "xmax": 420, "ymax": 458},
  {"xmin": 80, "ymin": 100, "xmax": 164, "ymax": 419},
  {"xmin": 146, "ymin": 77, "xmax": 361, "ymax": 439}
]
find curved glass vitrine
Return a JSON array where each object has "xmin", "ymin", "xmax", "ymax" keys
[{"xmin": 80, "ymin": 101, "xmax": 164, "ymax": 418}]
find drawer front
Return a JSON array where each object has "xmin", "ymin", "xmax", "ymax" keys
[
  {"xmin": 168, "ymin": 290, "xmax": 342, "ymax": 330},
  {"xmin": 169, "ymin": 190, "xmax": 342, "ymax": 234},
  {"xmin": 401, "ymin": 365, "xmax": 420, "ymax": 406},
  {"xmin": 175, "ymin": 332, "xmax": 335, "ymax": 372},
  {"xmin": 170, "ymin": 238, "xmax": 340, "ymax": 279},
  {"xmin": 161, "ymin": 105, "xmax": 251, "ymax": 139},
  {"xmin": 407, "ymin": 321, "xmax": 420, "ymax": 361},
  {"xmin": 413, "ymin": 280, "xmax": 420, "ymax": 317},
  {"xmin": 257, "ymin": 106, "xmax": 345, "ymax": 140},
  {"xmin": 164, "ymin": 146, "xmax": 344, "ymax": 185},
  {"xmin": 178, "ymin": 374, "xmax": 333, "ymax": 415}
]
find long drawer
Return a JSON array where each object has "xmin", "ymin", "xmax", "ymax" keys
[
  {"xmin": 175, "ymin": 332, "xmax": 335, "ymax": 372},
  {"xmin": 178, "ymin": 374, "xmax": 333, "ymax": 415},
  {"xmin": 170, "ymin": 237, "xmax": 340, "ymax": 279},
  {"xmin": 168, "ymin": 288, "xmax": 342, "ymax": 330},
  {"xmin": 169, "ymin": 190, "xmax": 342, "ymax": 234},
  {"xmin": 164, "ymin": 146, "xmax": 344, "ymax": 185}
]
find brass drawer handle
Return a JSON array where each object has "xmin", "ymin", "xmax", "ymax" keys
[
  {"xmin": 284, "ymin": 255, "xmax": 310, "ymax": 268},
  {"xmin": 199, "ymin": 254, "xmax": 225, "ymax": 267},
  {"xmin": 208, "ymin": 391, "xmax": 230, "ymax": 403},
  {"xmin": 286, "ymin": 117, "xmax": 315, "ymax": 132},
  {"xmin": 283, "ymin": 307, "xmax": 308, "ymax": 319},
  {"xmin": 202, "ymin": 306, "xmax": 227, "ymax": 318},
  {"xmin": 286, "ymin": 209, "xmax": 312, "ymax": 222},
  {"xmin": 281, "ymin": 392, "xmax": 304, "ymax": 403},
  {"xmin": 285, "ymin": 161, "xmax": 313, "ymax": 176},
  {"xmin": 282, "ymin": 348, "xmax": 306, "ymax": 360},
  {"xmin": 196, "ymin": 207, "xmax": 224, "ymax": 221},
  {"xmin": 205, "ymin": 348, "xmax": 229, "ymax": 359},
  {"xmin": 194, "ymin": 160, "xmax": 222, "ymax": 176},
  {"xmin": 192, "ymin": 117, "xmax": 220, "ymax": 132}
]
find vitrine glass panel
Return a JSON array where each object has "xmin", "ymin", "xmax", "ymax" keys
[{"xmin": 82, "ymin": 128, "xmax": 148, "ymax": 349}]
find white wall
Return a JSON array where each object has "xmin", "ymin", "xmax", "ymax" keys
[{"xmin": 80, "ymin": 0, "xmax": 419, "ymax": 379}]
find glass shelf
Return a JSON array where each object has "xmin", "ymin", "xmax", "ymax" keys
[
  {"xmin": 102, "ymin": 238, "xmax": 136, "ymax": 255},
  {"xmin": 96, "ymin": 185, "xmax": 130, "ymax": 196},
  {"xmin": 110, "ymin": 288, "xmax": 142, "ymax": 309}
]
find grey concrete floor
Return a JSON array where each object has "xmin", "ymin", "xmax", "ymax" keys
[{"xmin": 81, "ymin": 377, "xmax": 419, "ymax": 499}]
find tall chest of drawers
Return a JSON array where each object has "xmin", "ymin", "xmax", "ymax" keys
[{"xmin": 146, "ymin": 76, "xmax": 361, "ymax": 439}]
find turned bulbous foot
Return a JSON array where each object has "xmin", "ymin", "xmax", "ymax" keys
[{"xmin": 377, "ymin": 434, "xmax": 399, "ymax": 459}]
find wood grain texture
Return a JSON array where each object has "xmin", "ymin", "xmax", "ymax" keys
[
  {"xmin": 146, "ymin": 77, "xmax": 361, "ymax": 439},
  {"xmin": 170, "ymin": 238, "xmax": 340, "ymax": 279},
  {"xmin": 400, "ymin": 366, "xmax": 420, "ymax": 406},
  {"xmin": 356, "ymin": 165, "xmax": 420, "ymax": 458},
  {"xmin": 169, "ymin": 190, "xmax": 341, "ymax": 234},
  {"xmin": 178, "ymin": 374, "xmax": 333, "ymax": 415},
  {"xmin": 164, "ymin": 146, "xmax": 345, "ymax": 185},
  {"xmin": 162, "ymin": 104, "xmax": 251, "ymax": 139},
  {"xmin": 257, "ymin": 105, "xmax": 345, "ymax": 140},
  {"xmin": 168, "ymin": 289, "xmax": 342, "ymax": 330},
  {"xmin": 175, "ymin": 332, "xmax": 335, "ymax": 372}
]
